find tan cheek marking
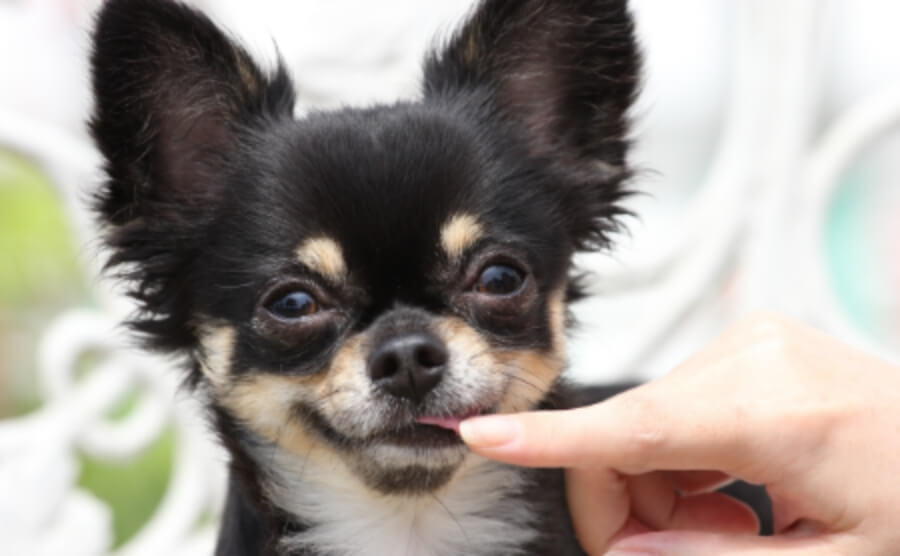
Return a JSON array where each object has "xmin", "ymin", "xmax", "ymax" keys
[
  {"xmin": 220, "ymin": 335, "xmax": 371, "ymax": 458},
  {"xmin": 295, "ymin": 236, "xmax": 347, "ymax": 282},
  {"xmin": 436, "ymin": 316, "xmax": 491, "ymax": 360},
  {"xmin": 314, "ymin": 335, "xmax": 369, "ymax": 413},
  {"xmin": 440, "ymin": 213, "xmax": 483, "ymax": 260},
  {"xmin": 499, "ymin": 288, "xmax": 569, "ymax": 413},
  {"xmin": 199, "ymin": 325, "xmax": 236, "ymax": 389},
  {"xmin": 222, "ymin": 375, "xmax": 327, "ymax": 458},
  {"xmin": 497, "ymin": 350, "xmax": 564, "ymax": 413},
  {"xmin": 437, "ymin": 316, "xmax": 554, "ymax": 413}
]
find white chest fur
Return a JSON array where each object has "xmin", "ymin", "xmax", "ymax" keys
[{"xmin": 264, "ymin": 451, "xmax": 537, "ymax": 556}]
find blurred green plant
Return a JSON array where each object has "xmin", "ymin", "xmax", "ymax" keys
[
  {"xmin": 78, "ymin": 425, "xmax": 175, "ymax": 548},
  {"xmin": 0, "ymin": 150, "xmax": 89, "ymax": 417},
  {"xmin": 1, "ymin": 150, "xmax": 173, "ymax": 547},
  {"xmin": 0, "ymin": 150, "xmax": 85, "ymax": 308}
]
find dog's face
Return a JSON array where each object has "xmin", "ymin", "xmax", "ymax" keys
[
  {"xmin": 191, "ymin": 106, "xmax": 577, "ymax": 492},
  {"xmin": 90, "ymin": 0, "xmax": 639, "ymax": 494}
]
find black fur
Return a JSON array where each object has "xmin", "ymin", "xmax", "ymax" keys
[
  {"xmin": 90, "ymin": 0, "xmax": 296, "ymax": 361},
  {"xmin": 89, "ymin": 0, "xmax": 769, "ymax": 554},
  {"xmin": 90, "ymin": 0, "xmax": 638, "ymax": 374}
]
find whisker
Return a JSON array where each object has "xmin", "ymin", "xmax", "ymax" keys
[
  {"xmin": 495, "ymin": 368, "xmax": 546, "ymax": 399},
  {"xmin": 430, "ymin": 492, "xmax": 468, "ymax": 542}
]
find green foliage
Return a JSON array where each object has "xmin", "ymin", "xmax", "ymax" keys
[
  {"xmin": 0, "ymin": 151, "xmax": 90, "ymax": 418},
  {"xmin": 78, "ymin": 427, "xmax": 175, "ymax": 548},
  {"xmin": 0, "ymin": 151, "xmax": 86, "ymax": 307}
]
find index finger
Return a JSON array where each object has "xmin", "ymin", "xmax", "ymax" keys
[{"xmin": 459, "ymin": 384, "xmax": 772, "ymax": 482}]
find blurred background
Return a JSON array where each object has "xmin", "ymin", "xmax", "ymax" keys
[{"xmin": 1, "ymin": 0, "xmax": 898, "ymax": 554}]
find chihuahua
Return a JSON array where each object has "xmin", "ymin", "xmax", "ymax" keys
[{"xmin": 89, "ymin": 0, "xmax": 767, "ymax": 554}]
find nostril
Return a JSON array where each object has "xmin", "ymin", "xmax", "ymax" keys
[
  {"xmin": 370, "ymin": 351, "xmax": 400, "ymax": 381},
  {"xmin": 415, "ymin": 342, "xmax": 447, "ymax": 368}
]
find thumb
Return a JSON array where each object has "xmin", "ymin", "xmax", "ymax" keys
[{"xmin": 606, "ymin": 531, "xmax": 843, "ymax": 556}]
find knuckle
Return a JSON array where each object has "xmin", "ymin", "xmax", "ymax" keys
[
  {"xmin": 626, "ymin": 425, "xmax": 667, "ymax": 460},
  {"xmin": 614, "ymin": 396, "xmax": 667, "ymax": 461}
]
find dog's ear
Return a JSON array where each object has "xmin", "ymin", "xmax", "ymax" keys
[
  {"xmin": 89, "ymin": 0, "xmax": 295, "ymax": 351},
  {"xmin": 90, "ymin": 0, "xmax": 294, "ymax": 226},
  {"xmin": 425, "ymin": 0, "xmax": 641, "ymax": 251}
]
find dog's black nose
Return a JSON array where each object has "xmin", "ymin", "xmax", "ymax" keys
[{"xmin": 368, "ymin": 333, "xmax": 448, "ymax": 403}]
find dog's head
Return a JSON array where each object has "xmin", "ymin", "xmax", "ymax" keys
[{"xmin": 90, "ymin": 0, "xmax": 639, "ymax": 494}]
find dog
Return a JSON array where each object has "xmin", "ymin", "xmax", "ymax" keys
[{"xmin": 89, "ymin": 0, "xmax": 769, "ymax": 554}]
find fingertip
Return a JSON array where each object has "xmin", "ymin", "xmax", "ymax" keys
[
  {"xmin": 459, "ymin": 415, "xmax": 523, "ymax": 449},
  {"xmin": 460, "ymin": 411, "xmax": 577, "ymax": 467},
  {"xmin": 669, "ymin": 492, "xmax": 761, "ymax": 535},
  {"xmin": 566, "ymin": 467, "xmax": 633, "ymax": 555},
  {"xmin": 461, "ymin": 406, "xmax": 614, "ymax": 467},
  {"xmin": 608, "ymin": 530, "xmax": 837, "ymax": 556}
]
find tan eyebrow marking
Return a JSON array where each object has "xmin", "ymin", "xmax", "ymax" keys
[
  {"xmin": 295, "ymin": 237, "xmax": 347, "ymax": 282},
  {"xmin": 440, "ymin": 213, "xmax": 483, "ymax": 260}
]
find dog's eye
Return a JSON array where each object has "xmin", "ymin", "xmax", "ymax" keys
[
  {"xmin": 266, "ymin": 291, "xmax": 319, "ymax": 319},
  {"xmin": 474, "ymin": 265, "xmax": 524, "ymax": 296}
]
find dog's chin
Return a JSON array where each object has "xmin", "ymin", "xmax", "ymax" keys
[
  {"xmin": 347, "ymin": 416, "xmax": 484, "ymax": 494},
  {"xmin": 343, "ymin": 410, "xmax": 492, "ymax": 494},
  {"xmin": 350, "ymin": 444, "xmax": 468, "ymax": 494}
]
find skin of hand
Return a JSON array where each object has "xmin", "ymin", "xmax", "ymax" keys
[{"xmin": 459, "ymin": 313, "xmax": 900, "ymax": 555}]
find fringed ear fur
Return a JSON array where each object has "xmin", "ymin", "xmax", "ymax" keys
[
  {"xmin": 89, "ymin": 0, "xmax": 296, "ymax": 351},
  {"xmin": 425, "ymin": 0, "xmax": 641, "ymax": 252}
]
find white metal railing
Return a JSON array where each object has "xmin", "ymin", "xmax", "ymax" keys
[{"xmin": 1, "ymin": 1, "xmax": 898, "ymax": 553}]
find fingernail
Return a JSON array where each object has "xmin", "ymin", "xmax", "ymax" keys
[
  {"xmin": 606, "ymin": 537, "xmax": 666, "ymax": 556},
  {"xmin": 459, "ymin": 416, "xmax": 521, "ymax": 447}
]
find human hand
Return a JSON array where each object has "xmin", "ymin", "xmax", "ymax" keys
[{"xmin": 460, "ymin": 314, "xmax": 900, "ymax": 555}]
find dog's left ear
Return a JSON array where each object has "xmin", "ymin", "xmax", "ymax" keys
[{"xmin": 425, "ymin": 0, "xmax": 641, "ymax": 250}]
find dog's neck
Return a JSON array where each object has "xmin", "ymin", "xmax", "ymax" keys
[{"xmin": 258, "ymin": 447, "xmax": 539, "ymax": 556}]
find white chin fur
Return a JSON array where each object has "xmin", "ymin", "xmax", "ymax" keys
[
  {"xmin": 266, "ymin": 449, "xmax": 537, "ymax": 556},
  {"xmin": 364, "ymin": 443, "xmax": 467, "ymax": 469}
]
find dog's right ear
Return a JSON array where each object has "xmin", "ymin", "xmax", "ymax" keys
[
  {"xmin": 89, "ymin": 0, "xmax": 295, "ymax": 351},
  {"xmin": 90, "ymin": 0, "xmax": 295, "ymax": 226}
]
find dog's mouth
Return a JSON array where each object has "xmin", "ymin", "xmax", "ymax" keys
[
  {"xmin": 415, "ymin": 409, "xmax": 480, "ymax": 434},
  {"xmin": 372, "ymin": 407, "xmax": 489, "ymax": 449},
  {"xmin": 297, "ymin": 400, "xmax": 495, "ymax": 452}
]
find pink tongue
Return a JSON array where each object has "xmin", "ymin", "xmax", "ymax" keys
[{"xmin": 416, "ymin": 416, "xmax": 464, "ymax": 433}]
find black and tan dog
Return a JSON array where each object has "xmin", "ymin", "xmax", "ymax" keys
[{"xmin": 89, "ymin": 0, "xmax": 766, "ymax": 554}]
